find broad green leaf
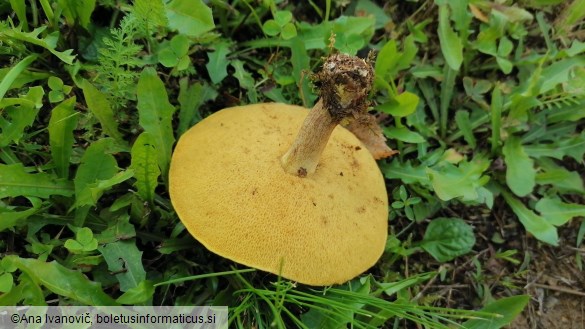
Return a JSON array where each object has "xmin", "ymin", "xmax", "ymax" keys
[
  {"xmin": 76, "ymin": 227, "xmax": 94, "ymax": 246},
  {"xmin": 58, "ymin": 0, "xmax": 96, "ymax": 28},
  {"xmin": 0, "ymin": 272, "xmax": 45, "ymax": 305},
  {"xmin": 462, "ymin": 295, "xmax": 530, "ymax": 329},
  {"xmin": 2, "ymin": 27, "xmax": 76, "ymax": 64},
  {"xmin": 274, "ymin": 10, "xmax": 292, "ymax": 26},
  {"xmin": 535, "ymin": 197, "xmax": 585, "ymax": 226},
  {"xmin": 536, "ymin": 158, "xmax": 584, "ymax": 194},
  {"xmin": 329, "ymin": 16, "xmax": 375, "ymax": 54},
  {"xmin": 427, "ymin": 157, "xmax": 490, "ymax": 201},
  {"xmin": 421, "ymin": 218, "xmax": 475, "ymax": 262},
  {"xmin": 395, "ymin": 35, "xmax": 418, "ymax": 73},
  {"xmin": 455, "ymin": 110, "xmax": 476, "ymax": 148},
  {"xmin": 0, "ymin": 86, "xmax": 44, "ymax": 147},
  {"xmin": 48, "ymin": 97, "xmax": 78, "ymax": 179},
  {"xmin": 73, "ymin": 138, "xmax": 118, "ymax": 208},
  {"xmin": 0, "ymin": 197, "xmax": 41, "ymax": 232},
  {"xmin": 335, "ymin": 32, "xmax": 367, "ymax": 55},
  {"xmin": 524, "ymin": 132, "xmax": 585, "ymax": 162},
  {"xmin": 375, "ymin": 37, "xmax": 417, "ymax": 85},
  {"xmin": 438, "ymin": 5, "xmax": 463, "ymax": 70},
  {"xmin": 501, "ymin": 190, "xmax": 558, "ymax": 246},
  {"xmin": 80, "ymin": 80, "xmax": 124, "ymax": 143},
  {"xmin": 205, "ymin": 42, "xmax": 231, "ymax": 84},
  {"xmin": 137, "ymin": 68, "xmax": 175, "ymax": 179},
  {"xmin": 64, "ymin": 227, "xmax": 98, "ymax": 253},
  {"xmin": 98, "ymin": 240, "xmax": 146, "ymax": 292},
  {"xmin": 539, "ymin": 56, "xmax": 585, "ymax": 94},
  {"xmin": 0, "ymin": 54, "xmax": 38, "ymax": 101},
  {"xmin": 262, "ymin": 20, "xmax": 280, "ymax": 36},
  {"xmin": 116, "ymin": 280, "xmax": 154, "ymax": 304},
  {"xmin": 0, "ymin": 163, "xmax": 74, "ymax": 198},
  {"xmin": 95, "ymin": 214, "xmax": 136, "ymax": 244},
  {"xmin": 48, "ymin": 89, "xmax": 65, "ymax": 103},
  {"xmin": 381, "ymin": 160, "xmax": 430, "ymax": 186},
  {"xmin": 496, "ymin": 57, "xmax": 513, "ymax": 74},
  {"xmin": 281, "ymin": 23, "xmax": 297, "ymax": 40},
  {"xmin": 503, "ymin": 136, "xmax": 535, "ymax": 197},
  {"xmin": 0, "ymin": 272, "xmax": 13, "ymax": 293},
  {"xmin": 2, "ymin": 256, "xmax": 117, "ymax": 305},
  {"xmin": 498, "ymin": 37, "xmax": 514, "ymax": 56},
  {"xmin": 165, "ymin": 0, "xmax": 214, "ymax": 37},
  {"xmin": 473, "ymin": 11, "xmax": 507, "ymax": 56},
  {"xmin": 377, "ymin": 92, "xmax": 419, "ymax": 117},
  {"xmin": 130, "ymin": 132, "xmax": 160, "ymax": 203},
  {"xmin": 177, "ymin": 79, "xmax": 217, "ymax": 136},
  {"xmin": 158, "ymin": 34, "xmax": 190, "ymax": 68},
  {"xmin": 383, "ymin": 126, "xmax": 425, "ymax": 143},
  {"xmin": 375, "ymin": 40, "xmax": 400, "ymax": 82},
  {"xmin": 320, "ymin": 18, "xmax": 371, "ymax": 50},
  {"xmin": 463, "ymin": 77, "xmax": 492, "ymax": 100}
]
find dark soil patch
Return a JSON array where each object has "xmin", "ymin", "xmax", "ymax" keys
[{"xmin": 388, "ymin": 198, "xmax": 585, "ymax": 328}]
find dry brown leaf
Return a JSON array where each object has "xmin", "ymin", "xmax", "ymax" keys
[{"xmin": 469, "ymin": 4, "xmax": 489, "ymax": 23}]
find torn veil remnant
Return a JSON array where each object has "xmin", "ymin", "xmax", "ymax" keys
[{"xmin": 169, "ymin": 53, "xmax": 389, "ymax": 286}]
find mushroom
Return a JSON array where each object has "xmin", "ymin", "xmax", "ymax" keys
[{"xmin": 169, "ymin": 53, "xmax": 388, "ymax": 286}]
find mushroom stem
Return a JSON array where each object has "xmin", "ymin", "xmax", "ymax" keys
[
  {"xmin": 280, "ymin": 53, "xmax": 375, "ymax": 177},
  {"xmin": 281, "ymin": 99, "xmax": 337, "ymax": 177}
]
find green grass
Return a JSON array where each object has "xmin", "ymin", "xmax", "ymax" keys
[{"xmin": 1, "ymin": 0, "xmax": 584, "ymax": 328}]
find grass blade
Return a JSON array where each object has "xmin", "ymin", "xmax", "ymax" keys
[
  {"xmin": 490, "ymin": 84, "xmax": 502, "ymax": 154},
  {"xmin": 440, "ymin": 66, "xmax": 457, "ymax": 138},
  {"xmin": 0, "ymin": 54, "xmax": 38, "ymax": 102},
  {"xmin": 48, "ymin": 97, "xmax": 78, "ymax": 179}
]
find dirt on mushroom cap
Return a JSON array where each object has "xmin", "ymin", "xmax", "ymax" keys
[{"xmin": 169, "ymin": 103, "xmax": 388, "ymax": 286}]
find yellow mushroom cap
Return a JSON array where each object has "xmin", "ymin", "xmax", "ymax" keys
[{"xmin": 169, "ymin": 103, "xmax": 388, "ymax": 286}]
